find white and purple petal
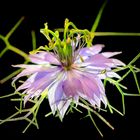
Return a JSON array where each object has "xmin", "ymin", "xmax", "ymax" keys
[
  {"xmin": 12, "ymin": 65, "xmax": 60, "ymax": 84},
  {"xmin": 102, "ymin": 51, "xmax": 122, "ymax": 58},
  {"xmin": 79, "ymin": 44, "xmax": 105, "ymax": 57},
  {"xmin": 63, "ymin": 73, "xmax": 83, "ymax": 97},
  {"xmin": 72, "ymin": 71, "xmax": 107, "ymax": 108},
  {"xmin": 48, "ymin": 76, "xmax": 71, "ymax": 119},
  {"xmin": 29, "ymin": 52, "xmax": 60, "ymax": 65}
]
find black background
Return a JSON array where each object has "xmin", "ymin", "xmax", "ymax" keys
[{"xmin": 0, "ymin": 1, "xmax": 140, "ymax": 140}]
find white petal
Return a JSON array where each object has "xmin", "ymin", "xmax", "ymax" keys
[
  {"xmin": 94, "ymin": 94, "xmax": 101, "ymax": 108},
  {"xmin": 16, "ymin": 73, "xmax": 37, "ymax": 91},
  {"xmin": 98, "ymin": 71, "xmax": 121, "ymax": 79},
  {"xmin": 48, "ymin": 72, "xmax": 66, "ymax": 116},
  {"xmin": 58, "ymin": 97, "xmax": 71, "ymax": 120},
  {"xmin": 112, "ymin": 59, "xmax": 126, "ymax": 66},
  {"xmin": 102, "ymin": 52, "xmax": 122, "ymax": 58},
  {"xmin": 88, "ymin": 44, "xmax": 105, "ymax": 55},
  {"xmin": 89, "ymin": 99, "xmax": 96, "ymax": 106},
  {"xmin": 106, "ymin": 71, "xmax": 121, "ymax": 79},
  {"xmin": 48, "ymin": 82, "xmax": 59, "ymax": 115},
  {"xmin": 98, "ymin": 74, "xmax": 107, "ymax": 79},
  {"xmin": 73, "ymin": 95, "xmax": 79, "ymax": 107},
  {"xmin": 101, "ymin": 93, "xmax": 107, "ymax": 107}
]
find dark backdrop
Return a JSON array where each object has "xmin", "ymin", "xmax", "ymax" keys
[{"xmin": 0, "ymin": 1, "xmax": 140, "ymax": 140}]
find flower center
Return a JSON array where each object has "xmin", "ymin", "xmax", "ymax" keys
[
  {"xmin": 63, "ymin": 65, "xmax": 72, "ymax": 71},
  {"xmin": 54, "ymin": 38, "xmax": 74, "ymax": 70},
  {"xmin": 40, "ymin": 20, "xmax": 94, "ymax": 72}
]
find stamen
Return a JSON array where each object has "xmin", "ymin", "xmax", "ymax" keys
[
  {"xmin": 100, "ymin": 69, "xmax": 107, "ymax": 74},
  {"xmin": 79, "ymin": 55, "xmax": 84, "ymax": 62}
]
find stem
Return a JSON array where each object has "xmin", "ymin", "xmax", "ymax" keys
[
  {"xmin": 117, "ymin": 69, "xmax": 131, "ymax": 83},
  {"xmin": 109, "ymin": 105, "xmax": 124, "ymax": 116},
  {"xmin": 107, "ymin": 99, "xmax": 113, "ymax": 114},
  {"xmin": 0, "ymin": 36, "xmax": 29, "ymax": 61},
  {"xmin": 116, "ymin": 84, "xmax": 125, "ymax": 115},
  {"xmin": 88, "ymin": 111, "xmax": 103, "ymax": 137},
  {"xmin": 45, "ymin": 112, "xmax": 53, "ymax": 117},
  {"xmin": 0, "ymin": 69, "xmax": 21, "ymax": 84},
  {"xmin": 94, "ymin": 32, "xmax": 140, "ymax": 36},
  {"xmin": 5, "ymin": 16, "xmax": 25, "ymax": 39},
  {"xmin": 92, "ymin": 109, "xmax": 114, "ymax": 130},
  {"xmin": 8, "ymin": 45, "xmax": 29, "ymax": 61},
  {"xmin": 91, "ymin": 0, "xmax": 107, "ymax": 32},
  {"xmin": 128, "ymin": 52, "xmax": 140, "ymax": 65},
  {"xmin": 123, "ymin": 93, "xmax": 140, "ymax": 96},
  {"xmin": 31, "ymin": 30, "xmax": 36, "ymax": 50},
  {"xmin": 0, "ymin": 47, "xmax": 8, "ymax": 58},
  {"xmin": 0, "ymin": 93, "xmax": 16, "ymax": 99},
  {"xmin": 129, "ymin": 65, "xmax": 140, "ymax": 94}
]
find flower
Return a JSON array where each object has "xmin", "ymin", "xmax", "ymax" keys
[{"xmin": 12, "ymin": 23, "xmax": 125, "ymax": 120}]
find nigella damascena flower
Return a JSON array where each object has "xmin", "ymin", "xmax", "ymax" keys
[{"xmin": 12, "ymin": 24, "xmax": 125, "ymax": 120}]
